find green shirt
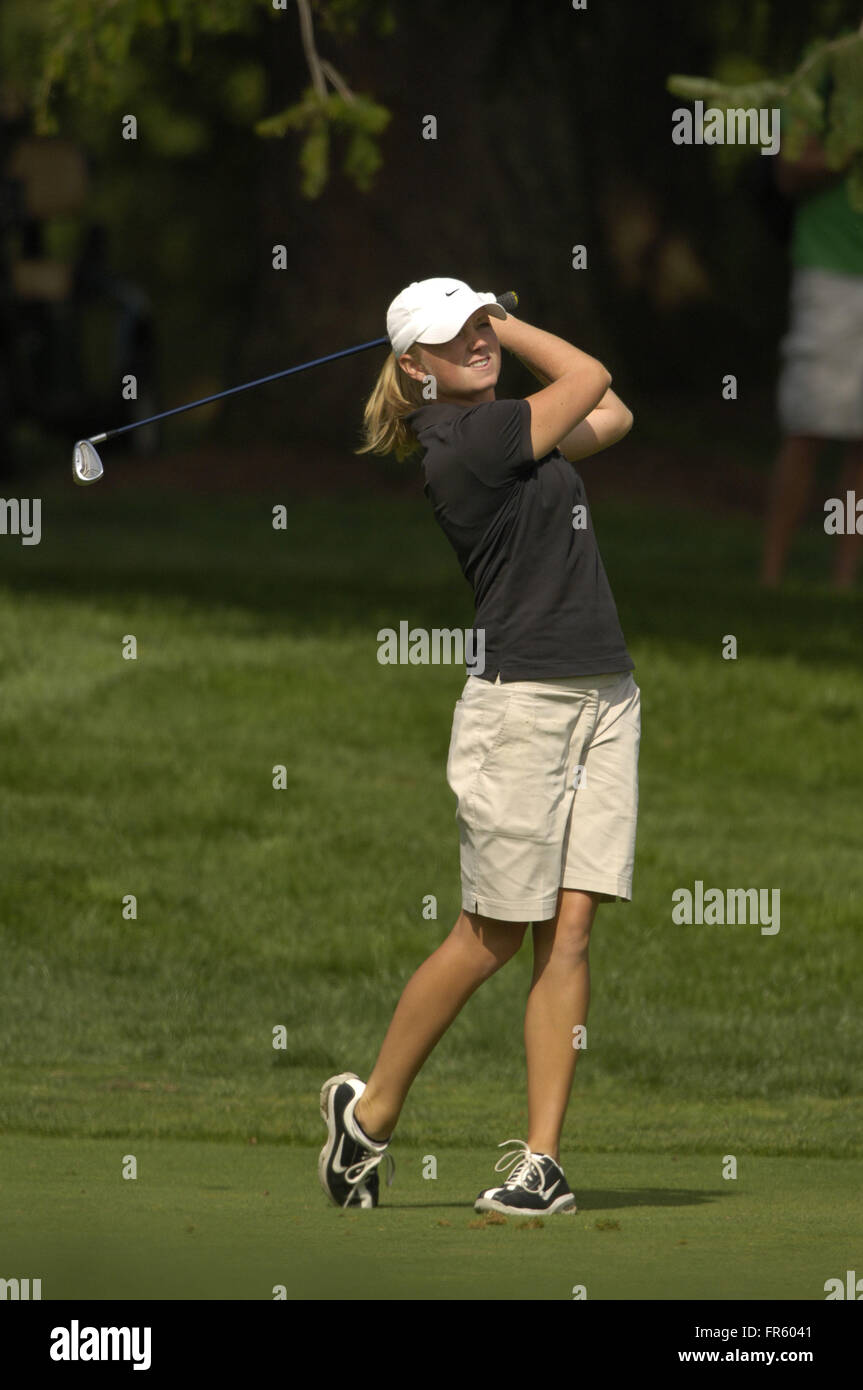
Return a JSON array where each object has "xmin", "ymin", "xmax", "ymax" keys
[
  {"xmin": 792, "ymin": 178, "xmax": 863, "ymax": 276},
  {"xmin": 780, "ymin": 103, "xmax": 863, "ymax": 275}
]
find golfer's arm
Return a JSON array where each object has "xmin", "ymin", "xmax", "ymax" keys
[
  {"xmin": 512, "ymin": 351, "xmax": 633, "ymax": 461},
  {"xmin": 556, "ymin": 388, "xmax": 634, "ymax": 461},
  {"xmin": 775, "ymin": 133, "xmax": 850, "ymax": 198}
]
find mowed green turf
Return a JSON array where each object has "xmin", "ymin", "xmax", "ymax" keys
[
  {"xmin": 1, "ymin": 475, "xmax": 861, "ymax": 1298},
  {"xmin": 2, "ymin": 1135, "xmax": 860, "ymax": 1300}
]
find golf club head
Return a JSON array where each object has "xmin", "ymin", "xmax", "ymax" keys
[{"xmin": 72, "ymin": 440, "xmax": 104, "ymax": 485}]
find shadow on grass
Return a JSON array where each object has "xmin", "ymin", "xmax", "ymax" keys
[{"xmin": 373, "ymin": 1187, "xmax": 731, "ymax": 1212}]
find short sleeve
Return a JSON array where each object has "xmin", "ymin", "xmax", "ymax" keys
[{"xmin": 445, "ymin": 398, "xmax": 534, "ymax": 487}]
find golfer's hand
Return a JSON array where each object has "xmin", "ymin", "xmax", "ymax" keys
[{"xmin": 493, "ymin": 308, "xmax": 520, "ymax": 349}]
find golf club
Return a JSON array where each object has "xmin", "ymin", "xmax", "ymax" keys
[{"xmin": 72, "ymin": 290, "xmax": 519, "ymax": 484}]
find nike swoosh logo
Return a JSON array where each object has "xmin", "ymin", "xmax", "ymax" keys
[
  {"xmin": 544, "ymin": 1178, "xmax": 561, "ymax": 1197},
  {"xmin": 445, "ymin": 288, "xmax": 458, "ymax": 295},
  {"xmin": 331, "ymin": 1133, "xmax": 353, "ymax": 1174}
]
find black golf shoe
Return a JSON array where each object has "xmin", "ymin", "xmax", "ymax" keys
[
  {"xmin": 318, "ymin": 1072, "xmax": 395, "ymax": 1209},
  {"xmin": 474, "ymin": 1139, "xmax": 577, "ymax": 1214}
]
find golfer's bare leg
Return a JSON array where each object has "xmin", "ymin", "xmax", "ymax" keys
[
  {"xmin": 354, "ymin": 910, "xmax": 527, "ymax": 1141},
  {"xmin": 832, "ymin": 440, "xmax": 863, "ymax": 590},
  {"xmin": 760, "ymin": 435, "xmax": 821, "ymax": 587},
  {"xmin": 524, "ymin": 888, "xmax": 599, "ymax": 1163}
]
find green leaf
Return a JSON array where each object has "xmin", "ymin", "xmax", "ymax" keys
[
  {"xmin": 666, "ymin": 76, "xmax": 725, "ymax": 100},
  {"xmin": 224, "ymin": 63, "xmax": 267, "ymax": 123},
  {"xmin": 255, "ymin": 87, "xmax": 326, "ymax": 139},
  {"xmin": 346, "ymin": 93, "xmax": 391, "ymax": 136},
  {"xmin": 780, "ymin": 117, "xmax": 810, "ymax": 164},
  {"xmin": 666, "ymin": 75, "xmax": 781, "ymax": 109},
  {"xmin": 342, "ymin": 128, "xmax": 382, "ymax": 191},
  {"xmin": 783, "ymin": 79, "xmax": 825, "ymax": 133},
  {"xmin": 300, "ymin": 123, "xmax": 329, "ymax": 200},
  {"xmin": 829, "ymin": 40, "xmax": 863, "ymax": 160}
]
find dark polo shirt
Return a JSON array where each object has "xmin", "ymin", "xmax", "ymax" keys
[{"xmin": 405, "ymin": 397, "xmax": 634, "ymax": 681}]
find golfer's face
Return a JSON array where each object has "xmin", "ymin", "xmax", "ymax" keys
[{"xmin": 418, "ymin": 310, "xmax": 501, "ymax": 404}]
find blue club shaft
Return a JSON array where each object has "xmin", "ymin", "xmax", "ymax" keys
[{"xmin": 89, "ymin": 335, "xmax": 390, "ymax": 445}]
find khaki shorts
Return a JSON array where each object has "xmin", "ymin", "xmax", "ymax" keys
[
  {"xmin": 777, "ymin": 266, "xmax": 863, "ymax": 439},
  {"xmin": 446, "ymin": 670, "xmax": 640, "ymax": 923}
]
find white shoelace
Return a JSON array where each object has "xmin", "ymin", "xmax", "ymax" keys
[
  {"xmin": 345, "ymin": 1148, "xmax": 396, "ymax": 1191},
  {"xmin": 492, "ymin": 1139, "xmax": 548, "ymax": 1189}
]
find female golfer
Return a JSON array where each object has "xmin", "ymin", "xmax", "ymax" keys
[{"xmin": 318, "ymin": 277, "xmax": 639, "ymax": 1215}]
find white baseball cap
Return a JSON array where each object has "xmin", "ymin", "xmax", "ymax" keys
[{"xmin": 387, "ymin": 277, "xmax": 507, "ymax": 358}]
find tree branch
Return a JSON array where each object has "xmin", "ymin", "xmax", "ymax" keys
[
  {"xmin": 296, "ymin": 0, "xmax": 327, "ymax": 101},
  {"xmin": 296, "ymin": 0, "xmax": 356, "ymax": 106}
]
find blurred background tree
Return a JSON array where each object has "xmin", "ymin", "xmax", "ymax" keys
[{"xmin": 0, "ymin": 0, "xmax": 860, "ymax": 461}]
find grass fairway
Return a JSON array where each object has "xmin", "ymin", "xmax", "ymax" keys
[
  {"xmin": 1, "ymin": 475, "xmax": 861, "ymax": 1299},
  {"xmin": 2, "ymin": 1135, "xmax": 860, "ymax": 1300}
]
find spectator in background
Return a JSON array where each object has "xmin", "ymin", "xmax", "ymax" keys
[{"xmin": 761, "ymin": 124, "xmax": 863, "ymax": 590}]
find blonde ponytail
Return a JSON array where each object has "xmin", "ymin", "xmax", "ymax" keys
[{"xmin": 354, "ymin": 345, "xmax": 427, "ymax": 462}]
